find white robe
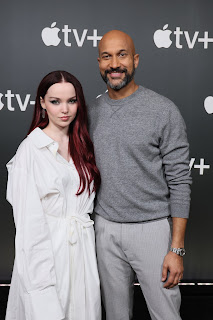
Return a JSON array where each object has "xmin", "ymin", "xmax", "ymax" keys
[{"xmin": 5, "ymin": 128, "xmax": 101, "ymax": 320}]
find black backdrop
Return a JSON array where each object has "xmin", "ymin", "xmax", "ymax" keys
[{"xmin": 1, "ymin": 0, "xmax": 213, "ymax": 281}]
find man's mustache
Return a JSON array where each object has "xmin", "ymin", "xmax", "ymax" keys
[{"xmin": 105, "ymin": 68, "xmax": 127, "ymax": 75}]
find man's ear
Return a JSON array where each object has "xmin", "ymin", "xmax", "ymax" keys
[{"xmin": 134, "ymin": 54, "xmax": 139, "ymax": 69}]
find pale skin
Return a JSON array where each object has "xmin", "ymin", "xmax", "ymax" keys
[
  {"xmin": 40, "ymin": 82, "xmax": 78, "ymax": 162},
  {"xmin": 98, "ymin": 30, "xmax": 187, "ymax": 289}
]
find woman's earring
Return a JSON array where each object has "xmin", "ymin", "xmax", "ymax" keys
[{"xmin": 42, "ymin": 109, "xmax": 46, "ymax": 119}]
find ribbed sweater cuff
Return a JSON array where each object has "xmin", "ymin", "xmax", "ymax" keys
[{"xmin": 170, "ymin": 202, "xmax": 190, "ymax": 219}]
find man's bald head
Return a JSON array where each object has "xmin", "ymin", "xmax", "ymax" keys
[
  {"xmin": 98, "ymin": 30, "xmax": 136, "ymax": 56},
  {"xmin": 97, "ymin": 30, "xmax": 139, "ymax": 95}
]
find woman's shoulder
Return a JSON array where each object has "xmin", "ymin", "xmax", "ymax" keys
[{"xmin": 6, "ymin": 132, "xmax": 36, "ymax": 173}]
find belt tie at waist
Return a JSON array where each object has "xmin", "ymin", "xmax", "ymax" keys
[{"xmin": 67, "ymin": 215, "xmax": 94, "ymax": 245}]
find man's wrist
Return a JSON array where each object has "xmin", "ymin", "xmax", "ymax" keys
[{"xmin": 170, "ymin": 247, "xmax": 186, "ymax": 257}]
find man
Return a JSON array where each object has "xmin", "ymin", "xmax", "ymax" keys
[{"xmin": 89, "ymin": 30, "xmax": 192, "ymax": 320}]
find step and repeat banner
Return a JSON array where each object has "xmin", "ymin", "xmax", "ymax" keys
[{"xmin": 0, "ymin": 0, "xmax": 213, "ymax": 281}]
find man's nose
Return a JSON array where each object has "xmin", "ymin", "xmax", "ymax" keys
[{"xmin": 109, "ymin": 56, "xmax": 120, "ymax": 69}]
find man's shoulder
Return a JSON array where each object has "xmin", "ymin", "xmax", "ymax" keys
[
  {"xmin": 138, "ymin": 86, "xmax": 184, "ymax": 123},
  {"xmin": 139, "ymin": 86, "xmax": 175, "ymax": 110}
]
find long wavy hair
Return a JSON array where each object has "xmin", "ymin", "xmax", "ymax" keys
[{"xmin": 28, "ymin": 70, "xmax": 101, "ymax": 195}]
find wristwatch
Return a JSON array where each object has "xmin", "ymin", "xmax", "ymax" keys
[{"xmin": 170, "ymin": 247, "xmax": 186, "ymax": 256}]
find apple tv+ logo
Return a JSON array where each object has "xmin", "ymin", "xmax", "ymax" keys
[
  {"xmin": 41, "ymin": 22, "xmax": 102, "ymax": 47},
  {"xmin": 0, "ymin": 90, "xmax": 35, "ymax": 112},
  {"xmin": 154, "ymin": 24, "xmax": 213, "ymax": 49}
]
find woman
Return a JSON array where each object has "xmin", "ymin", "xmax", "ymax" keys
[{"xmin": 5, "ymin": 71, "xmax": 101, "ymax": 320}]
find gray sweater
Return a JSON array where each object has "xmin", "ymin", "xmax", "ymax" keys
[{"xmin": 89, "ymin": 86, "xmax": 192, "ymax": 222}]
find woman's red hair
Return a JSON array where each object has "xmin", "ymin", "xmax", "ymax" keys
[{"xmin": 28, "ymin": 70, "xmax": 100, "ymax": 195}]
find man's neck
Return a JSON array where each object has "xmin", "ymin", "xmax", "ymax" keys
[{"xmin": 108, "ymin": 81, "xmax": 139, "ymax": 100}]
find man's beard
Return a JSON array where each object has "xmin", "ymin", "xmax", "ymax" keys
[{"xmin": 100, "ymin": 65, "xmax": 135, "ymax": 91}]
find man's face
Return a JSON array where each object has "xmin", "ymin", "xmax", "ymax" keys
[{"xmin": 98, "ymin": 37, "xmax": 138, "ymax": 91}]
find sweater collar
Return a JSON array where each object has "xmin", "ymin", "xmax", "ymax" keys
[{"xmin": 103, "ymin": 85, "xmax": 143, "ymax": 106}]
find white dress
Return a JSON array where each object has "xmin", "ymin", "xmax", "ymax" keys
[{"xmin": 5, "ymin": 128, "xmax": 101, "ymax": 320}]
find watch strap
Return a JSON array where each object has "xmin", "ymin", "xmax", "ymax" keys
[{"xmin": 170, "ymin": 247, "xmax": 186, "ymax": 256}]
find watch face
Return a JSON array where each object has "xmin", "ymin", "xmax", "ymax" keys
[
  {"xmin": 171, "ymin": 247, "xmax": 186, "ymax": 256},
  {"xmin": 179, "ymin": 249, "xmax": 186, "ymax": 256}
]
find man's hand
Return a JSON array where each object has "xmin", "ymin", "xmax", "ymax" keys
[{"xmin": 162, "ymin": 251, "xmax": 184, "ymax": 289}]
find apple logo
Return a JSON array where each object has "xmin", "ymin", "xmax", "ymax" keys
[
  {"xmin": 0, "ymin": 93, "xmax": 4, "ymax": 110},
  {"xmin": 153, "ymin": 24, "xmax": 172, "ymax": 48},
  {"xmin": 41, "ymin": 22, "xmax": 61, "ymax": 46},
  {"xmin": 204, "ymin": 96, "xmax": 213, "ymax": 114}
]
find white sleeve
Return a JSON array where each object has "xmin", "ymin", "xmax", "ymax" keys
[{"xmin": 7, "ymin": 167, "xmax": 64, "ymax": 320}]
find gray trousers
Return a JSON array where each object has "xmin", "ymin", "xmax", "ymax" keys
[{"xmin": 95, "ymin": 214, "xmax": 181, "ymax": 320}]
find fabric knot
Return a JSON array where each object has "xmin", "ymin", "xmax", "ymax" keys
[{"xmin": 67, "ymin": 215, "xmax": 94, "ymax": 245}]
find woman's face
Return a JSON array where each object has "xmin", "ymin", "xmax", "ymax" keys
[{"xmin": 40, "ymin": 82, "xmax": 78, "ymax": 130}]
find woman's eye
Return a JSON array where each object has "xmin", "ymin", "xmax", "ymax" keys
[
  {"xmin": 50, "ymin": 100, "xmax": 59, "ymax": 105},
  {"xmin": 69, "ymin": 99, "xmax": 77, "ymax": 104}
]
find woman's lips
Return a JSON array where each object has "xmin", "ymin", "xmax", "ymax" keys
[{"xmin": 60, "ymin": 116, "xmax": 70, "ymax": 121}]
